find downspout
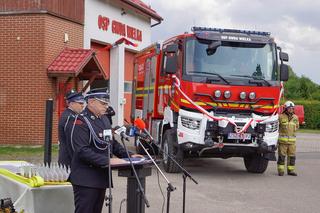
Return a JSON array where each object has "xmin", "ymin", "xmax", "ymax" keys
[{"xmin": 151, "ymin": 20, "xmax": 161, "ymax": 28}]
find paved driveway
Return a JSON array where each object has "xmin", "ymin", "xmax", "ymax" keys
[{"xmin": 106, "ymin": 132, "xmax": 320, "ymax": 213}]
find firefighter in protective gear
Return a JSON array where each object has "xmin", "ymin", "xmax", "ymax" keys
[{"xmin": 277, "ymin": 101, "xmax": 299, "ymax": 176}]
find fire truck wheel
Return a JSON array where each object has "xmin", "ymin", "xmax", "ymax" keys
[
  {"xmin": 244, "ymin": 154, "xmax": 269, "ymax": 173},
  {"xmin": 162, "ymin": 129, "xmax": 184, "ymax": 173}
]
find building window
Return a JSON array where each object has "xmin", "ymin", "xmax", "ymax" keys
[{"xmin": 124, "ymin": 81, "xmax": 132, "ymax": 93}]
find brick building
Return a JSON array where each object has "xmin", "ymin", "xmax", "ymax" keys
[{"xmin": 0, "ymin": 0, "xmax": 161, "ymax": 145}]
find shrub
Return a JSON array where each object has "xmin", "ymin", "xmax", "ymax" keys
[{"xmin": 293, "ymin": 100, "xmax": 320, "ymax": 129}]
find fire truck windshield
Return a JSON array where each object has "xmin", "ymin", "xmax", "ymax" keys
[{"xmin": 185, "ymin": 39, "xmax": 277, "ymax": 82}]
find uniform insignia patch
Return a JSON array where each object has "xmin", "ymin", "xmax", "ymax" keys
[{"xmin": 75, "ymin": 119, "xmax": 83, "ymax": 125}]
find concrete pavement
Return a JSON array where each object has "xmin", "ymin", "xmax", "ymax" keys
[{"xmin": 105, "ymin": 132, "xmax": 320, "ymax": 213}]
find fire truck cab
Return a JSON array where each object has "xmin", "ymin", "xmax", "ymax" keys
[{"xmin": 132, "ymin": 27, "xmax": 290, "ymax": 173}]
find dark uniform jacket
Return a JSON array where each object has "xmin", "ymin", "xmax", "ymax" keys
[
  {"xmin": 58, "ymin": 108, "xmax": 77, "ymax": 167},
  {"xmin": 106, "ymin": 105, "xmax": 115, "ymax": 125},
  {"xmin": 68, "ymin": 107, "xmax": 129, "ymax": 189}
]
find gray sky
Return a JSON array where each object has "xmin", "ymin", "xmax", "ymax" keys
[{"xmin": 148, "ymin": 0, "xmax": 320, "ymax": 84}]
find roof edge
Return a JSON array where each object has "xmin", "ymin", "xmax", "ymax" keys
[{"xmin": 120, "ymin": 0, "xmax": 163, "ymax": 21}]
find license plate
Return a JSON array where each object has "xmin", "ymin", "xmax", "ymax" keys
[{"xmin": 228, "ymin": 133, "xmax": 251, "ymax": 140}]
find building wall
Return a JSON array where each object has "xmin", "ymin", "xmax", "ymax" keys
[
  {"xmin": 84, "ymin": 0, "xmax": 151, "ymax": 50},
  {"xmin": 0, "ymin": 0, "xmax": 84, "ymax": 24},
  {"xmin": 0, "ymin": 14, "xmax": 83, "ymax": 145},
  {"xmin": 124, "ymin": 50, "xmax": 135, "ymax": 122},
  {"xmin": 85, "ymin": 0, "xmax": 152, "ymax": 126},
  {"xmin": 91, "ymin": 42, "xmax": 110, "ymax": 79},
  {"xmin": 44, "ymin": 15, "xmax": 83, "ymax": 145}
]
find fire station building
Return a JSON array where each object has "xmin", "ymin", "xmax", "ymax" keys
[{"xmin": 0, "ymin": 0, "xmax": 162, "ymax": 145}]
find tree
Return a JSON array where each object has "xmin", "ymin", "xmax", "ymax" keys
[{"xmin": 284, "ymin": 67, "xmax": 320, "ymax": 101}]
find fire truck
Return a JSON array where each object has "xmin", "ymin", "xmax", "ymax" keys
[{"xmin": 131, "ymin": 27, "xmax": 290, "ymax": 173}]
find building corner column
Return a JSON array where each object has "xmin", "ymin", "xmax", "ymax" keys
[{"xmin": 110, "ymin": 44, "xmax": 125, "ymax": 127}]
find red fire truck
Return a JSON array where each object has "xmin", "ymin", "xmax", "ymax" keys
[{"xmin": 132, "ymin": 27, "xmax": 290, "ymax": 173}]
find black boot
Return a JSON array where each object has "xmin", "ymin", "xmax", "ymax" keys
[
  {"xmin": 288, "ymin": 171, "xmax": 297, "ymax": 176},
  {"xmin": 288, "ymin": 156, "xmax": 297, "ymax": 176}
]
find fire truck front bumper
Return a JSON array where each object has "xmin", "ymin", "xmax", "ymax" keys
[{"xmin": 177, "ymin": 109, "xmax": 279, "ymax": 158}]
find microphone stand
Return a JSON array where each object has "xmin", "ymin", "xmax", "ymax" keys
[
  {"xmin": 105, "ymin": 140, "xmax": 113, "ymax": 213},
  {"xmin": 137, "ymin": 139, "xmax": 176, "ymax": 213},
  {"xmin": 142, "ymin": 131, "xmax": 198, "ymax": 213},
  {"xmin": 118, "ymin": 134, "xmax": 150, "ymax": 208}
]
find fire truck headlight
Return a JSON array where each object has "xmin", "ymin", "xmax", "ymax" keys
[
  {"xmin": 224, "ymin": 90, "xmax": 231, "ymax": 99},
  {"xmin": 214, "ymin": 90, "xmax": 221, "ymax": 98},
  {"xmin": 239, "ymin": 92, "xmax": 246, "ymax": 100},
  {"xmin": 249, "ymin": 92, "xmax": 256, "ymax": 100}
]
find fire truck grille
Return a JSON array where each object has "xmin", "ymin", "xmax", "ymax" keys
[
  {"xmin": 265, "ymin": 121, "xmax": 279, "ymax": 132},
  {"xmin": 181, "ymin": 117, "xmax": 201, "ymax": 130}
]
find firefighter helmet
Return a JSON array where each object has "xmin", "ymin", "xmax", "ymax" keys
[{"xmin": 284, "ymin": 101, "xmax": 295, "ymax": 109}]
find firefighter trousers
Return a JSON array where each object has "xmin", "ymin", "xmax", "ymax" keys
[{"xmin": 277, "ymin": 143, "xmax": 296, "ymax": 174}]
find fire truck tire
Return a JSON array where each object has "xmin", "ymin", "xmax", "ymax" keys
[
  {"xmin": 244, "ymin": 154, "xmax": 269, "ymax": 173},
  {"xmin": 162, "ymin": 129, "xmax": 183, "ymax": 173}
]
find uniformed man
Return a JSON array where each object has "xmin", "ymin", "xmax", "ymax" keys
[
  {"xmin": 58, "ymin": 90, "xmax": 85, "ymax": 167},
  {"xmin": 68, "ymin": 88, "xmax": 142, "ymax": 213},
  {"xmin": 277, "ymin": 101, "xmax": 299, "ymax": 176}
]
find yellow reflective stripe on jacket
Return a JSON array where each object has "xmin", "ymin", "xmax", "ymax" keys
[{"xmin": 278, "ymin": 136, "xmax": 297, "ymax": 142}]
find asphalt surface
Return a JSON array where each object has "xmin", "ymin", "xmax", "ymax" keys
[{"xmin": 105, "ymin": 133, "xmax": 320, "ymax": 213}]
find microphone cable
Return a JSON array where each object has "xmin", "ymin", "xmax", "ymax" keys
[
  {"xmin": 120, "ymin": 137, "xmax": 150, "ymax": 208},
  {"xmin": 146, "ymin": 141, "xmax": 165, "ymax": 213},
  {"xmin": 137, "ymin": 137, "xmax": 166, "ymax": 213},
  {"xmin": 156, "ymin": 165, "xmax": 166, "ymax": 213},
  {"xmin": 118, "ymin": 198, "xmax": 126, "ymax": 213}
]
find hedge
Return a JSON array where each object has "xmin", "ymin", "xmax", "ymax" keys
[{"xmin": 293, "ymin": 100, "xmax": 320, "ymax": 129}]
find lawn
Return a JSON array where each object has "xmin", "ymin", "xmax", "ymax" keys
[
  {"xmin": 298, "ymin": 128, "xmax": 320, "ymax": 134},
  {"xmin": 0, "ymin": 145, "xmax": 59, "ymax": 163}
]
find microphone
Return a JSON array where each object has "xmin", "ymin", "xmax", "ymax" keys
[
  {"xmin": 127, "ymin": 125, "xmax": 148, "ymax": 139},
  {"xmin": 134, "ymin": 118, "xmax": 146, "ymax": 129},
  {"xmin": 103, "ymin": 129, "xmax": 113, "ymax": 142},
  {"xmin": 114, "ymin": 126, "xmax": 130, "ymax": 141},
  {"xmin": 134, "ymin": 118, "xmax": 154, "ymax": 141}
]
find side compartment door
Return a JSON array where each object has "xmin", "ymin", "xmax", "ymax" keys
[{"xmin": 132, "ymin": 55, "xmax": 157, "ymax": 126}]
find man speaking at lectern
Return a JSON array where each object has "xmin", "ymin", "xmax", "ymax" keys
[{"xmin": 68, "ymin": 88, "xmax": 142, "ymax": 213}]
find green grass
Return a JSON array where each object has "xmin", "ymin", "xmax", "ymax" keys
[
  {"xmin": 0, "ymin": 145, "xmax": 59, "ymax": 163},
  {"xmin": 298, "ymin": 128, "xmax": 320, "ymax": 134},
  {"xmin": 0, "ymin": 145, "xmax": 58, "ymax": 155}
]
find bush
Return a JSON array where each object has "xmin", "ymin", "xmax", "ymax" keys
[
  {"xmin": 284, "ymin": 68, "xmax": 320, "ymax": 101},
  {"xmin": 293, "ymin": 100, "xmax": 320, "ymax": 129}
]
